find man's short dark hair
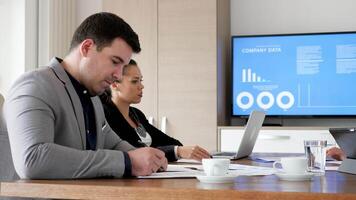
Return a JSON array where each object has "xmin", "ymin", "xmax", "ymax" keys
[{"xmin": 70, "ymin": 12, "xmax": 141, "ymax": 53}]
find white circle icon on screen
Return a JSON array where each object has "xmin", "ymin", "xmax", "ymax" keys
[
  {"xmin": 236, "ymin": 92, "xmax": 254, "ymax": 109},
  {"xmin": 276, "ymin": 91, "xmax": 294, "ymax": 110},
  {"xmin": 256, "ymin": 91, "xmax": 274, "ymax": 110}
]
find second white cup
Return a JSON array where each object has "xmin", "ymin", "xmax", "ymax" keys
[
  {"xmin": 273, "ymin": 157, "xmax": 308, "ymax": 174},
  {"xmin": 202, "ymin": 158, "xmax": 230, "ymax": 176}
]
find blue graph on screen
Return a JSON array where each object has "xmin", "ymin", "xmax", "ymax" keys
[{"xmin": 232, "ymin": 32, "xmax": 356, "ymax": 116}]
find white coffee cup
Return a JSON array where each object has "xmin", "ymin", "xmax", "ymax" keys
[
  {"xmin": 202, "ymin": 158, "xmax": 230, "ymax": 176},
  {"xmin": 273, "ymin": 157, "xmax": 308, "ymax": 174}
]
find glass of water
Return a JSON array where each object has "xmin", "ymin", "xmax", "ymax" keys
[{"xmin": 304, "ymin": 140, "xmax": 327, "ymax": 175}]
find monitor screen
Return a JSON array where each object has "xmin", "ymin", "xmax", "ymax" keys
[{"xmin": 232, "ymin": 32, "xmax": 356, "ymax": 116}]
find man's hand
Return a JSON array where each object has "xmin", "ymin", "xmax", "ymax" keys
[
  {"xmin": 127, "ymin": 147, "xmax": 168, "ymax": 176},
  {"xmin": 177, "ymin": 145, "xmax": 211, "ymax": 161}
]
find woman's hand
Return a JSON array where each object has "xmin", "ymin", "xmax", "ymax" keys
[
  {"xmin": 326, "ymin": 147, "xmax": 345, "ymax": 161},
  {"xmin": 177, "ymin": 145, "xmax": 211, "ymax": 161}
]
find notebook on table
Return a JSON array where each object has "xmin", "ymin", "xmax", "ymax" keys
[{"xmin": 212, "ymin": 110, "xmax": 266, "ymax": 160}]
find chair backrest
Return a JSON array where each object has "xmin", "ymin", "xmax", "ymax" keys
[
  {"xmin": 0, "ymin": 92, "xmax": 4, "ymax": 117},
  {"xmin": 0, "ymin": 92, "xmax": 19, "ymax": 181}
]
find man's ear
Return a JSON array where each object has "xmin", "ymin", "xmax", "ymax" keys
[{"xmin": 80, "ymin": 39, "xmax": 95, "ymax": 57}]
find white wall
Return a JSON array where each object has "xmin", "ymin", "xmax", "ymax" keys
[
  {"xmin": 0, "ymin": 0, "xmax": 102, "ymax": 97},
  {"xmin": 0, "ymin": 0, "xmax": 26, "ymax": 97},
  {"xmin": 38, "ymin": 0, "xmax": 76, "ymax": 66},
  {"xmin": 231, "ymin": 0, "xmax": 356, "ymax": 35},
  {"xmin": 76, "ymin": 0, "xmax": 102, "ymax": 26}
]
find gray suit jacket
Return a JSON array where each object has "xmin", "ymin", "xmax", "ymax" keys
[{"xmin": 4, "ymin": 58, "xmax": 135, "ymax": 179}]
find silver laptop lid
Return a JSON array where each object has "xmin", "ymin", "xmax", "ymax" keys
[
  {"xmin": 329, "ymin": 127, "xmax": 356, "ymax": 159},
  {"xmin": 234, "ymin": 110, "xmax": 266, "ymax": 159}
]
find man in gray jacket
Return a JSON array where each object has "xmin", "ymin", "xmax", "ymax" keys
[{"xmin": 4, "ymin": 12, "xmax": 167, "ymax": 179}]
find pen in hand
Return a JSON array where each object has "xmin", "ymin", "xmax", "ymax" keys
[
  {"xmin": 157, "ymin": 167, "xmax": 165, "ymax": 172},
  {"xmin": 137, "ymin": 140, "xmax": 166, "ymax": 172}
]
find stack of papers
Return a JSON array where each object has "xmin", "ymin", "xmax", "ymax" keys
[{"xmin": 138, "ymin": 164, "xmax": 276, "ymax": 179}]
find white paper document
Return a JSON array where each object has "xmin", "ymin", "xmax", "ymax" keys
[
  {"xmin": 137, "ymin": 164, "xmax": 275, "ymax": 179},
  {"xmin": 176, "ymin": 159, "xmax": 201, "ymax": 164},
  {"xmin": 325, "ymin": 160, "xmax": 342, "ymax": 171},
  {"xmin": 137, "ymin": 165, "xmax": 203, "ymax": 178},
  {"xmin": 229, "ymin": 164, "xmax": 276, "ymax": 176}
]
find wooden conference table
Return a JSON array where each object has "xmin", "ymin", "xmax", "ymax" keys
[{"xmin": 1, "ymin": 153, "xmax": 356, "ymax": 200}]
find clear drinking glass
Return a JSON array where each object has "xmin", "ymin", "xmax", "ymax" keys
[{"xmin": 304, "ymin": 140, "xmax": 327, "ymax": 175}]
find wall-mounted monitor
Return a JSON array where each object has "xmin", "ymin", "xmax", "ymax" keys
[{"xmin": 232, "ymin": 32, "xmax": 356, "ymax": 117}]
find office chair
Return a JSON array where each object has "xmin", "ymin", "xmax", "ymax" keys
[{"xmin": 0, "ymin": 92, "xmax": 18, "ymax": 182}]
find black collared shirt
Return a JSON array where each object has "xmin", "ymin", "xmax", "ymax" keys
[
  {"xmin": 66, "ymin": 72, "xmax": 97, "ymax": 151},
  {"xmin": 63, "ymin": 62, "xmax": 132, "ymax": 176}
]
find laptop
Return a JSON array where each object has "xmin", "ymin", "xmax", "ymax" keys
[
  {"xmin": 329, "ymin": 127, "xmax": 356, "ymax": 174},
  {"xmin": 212, "ymin": 110, "xmax": 266, "ymax": 160},
  {"xmin": 329, "ymin": 127, "xmax": 356, "ymax": 159}
]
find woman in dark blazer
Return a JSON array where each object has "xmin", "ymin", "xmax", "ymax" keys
[{"xmin": 100, "ymin": 59, "xmax": 210, "ymax": 162}]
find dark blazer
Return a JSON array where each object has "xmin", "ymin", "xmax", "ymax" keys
[{"xmin": 101, "ymin": 97, "xmax": 183, "ymax": 161}]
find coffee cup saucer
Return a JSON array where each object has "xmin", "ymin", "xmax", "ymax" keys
[
  {"xmin": 275, "ymin": 171, "xmax": 314, "ymax": 181},
  {"xmin": 196, "ymin": 173, "xmax": 237, "ymax": 184}
]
